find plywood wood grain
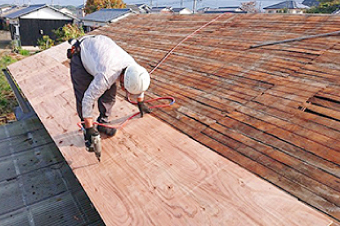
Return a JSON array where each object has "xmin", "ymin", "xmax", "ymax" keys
[{"xmin": 7, "ymin": 33, "xmax": 332, "ymax": 225}]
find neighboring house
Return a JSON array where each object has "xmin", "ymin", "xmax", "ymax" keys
[
  {"xmin": 198, "ymin": 6, "xmax": 245, "ymax": 14},
  {"xmin": 5, "ymin": 4, "xmax": 75, "ymax": 46},
  {"xmin": 76, "ymin": 4, "xmax": 85, "ymax": 19},
  {"xmin": 172, "ymin": 7, "xmax": 192, "ymax": 14},
  {"xmin": 217, "ymin": 6, "xmax": 244, "ymax": 12},
  {"xmin": 0, "ymin": 4, "xmax": 12, "ymax": 14},
  {"xmin": 0, "ymin": 5, "xmax": 24, "ymax": 30},
  {"xmin": 332, "ymin": 9, "xmax": 340, "ymax": 14},
  {"xmin": 126, "ymin": 4, "xmax": 151, "ymax": 14},
  {"xmin": 60, "ymin": 7, "xmax": 75, "ymax": 17},
  {"xmin": 263, "ymin": 0, "xmax": 309, "ymax": 13},
  {"xmin": 150, "ymin": 6, "xmax": 172, "ymax": 14},
  {"xmin": 81, "ymin": 8, "xmax": 132, "ymax": 32},
  {"xmin": 302, "ymin": 0, "xmax": 319, "ymax": 7}
]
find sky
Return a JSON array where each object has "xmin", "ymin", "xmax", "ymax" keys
[{"xmin": 3, "ymin": 0, "xmax": 304, "ymax": 10}]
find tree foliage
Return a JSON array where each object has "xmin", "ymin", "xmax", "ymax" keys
[
  {"xmin": 85, "ymin": 0, "xmax": 126, "ymax": 14},
  {"xmin": 306, "ymin": 0, "xmax": 340, "ymax": 13},
  {"xmin": 37, "ymin": 35, "xmax": 54, "ymax": 50},
  {"xmin": 0, "ymin": 55, "xmax": 17, "ymax": 118},
  {"xmin": 54, "ymin": 24, "xmax": 85, "ymax": 43}
]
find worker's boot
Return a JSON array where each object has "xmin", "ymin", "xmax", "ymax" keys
[{"xmin": 96, "ymin": 117, "xmax": 117, "ymax": 137}]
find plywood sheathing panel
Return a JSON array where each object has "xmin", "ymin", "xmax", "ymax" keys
[
  {"xmin": 7, "ymin": 13, "xmax": 340, "ymax": 225},
  {"xmin": 92, "ymin": 14, "xmax": 340, "ymax": 223},
  {"xmin": 7, "ymin": 48, "xmax": 332, "ymax": 225}
]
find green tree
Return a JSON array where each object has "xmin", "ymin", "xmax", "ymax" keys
[
  {"xmin": 277, "ymin": 7, "xmax": 289, "ymax": 13},
  {"xmin": 0, "ymin": 55, "xmax": 18, "ymax": 121},
  {"xmin": 85, "ymin": 0, "xmax": 126, "ymax": 14},
  {"xmin": 37, "ymin": 35, "xmax": 54, "ymax": 50},
  {"xmin": 306, "ymin": 0, "xmax": 340, "ymax": 13},
  {"xmin": 54, "ymin": 24, "xmax": 85, "ymax": 43}
]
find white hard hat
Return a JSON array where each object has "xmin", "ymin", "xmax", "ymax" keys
[{"xmin": 124, "ymin": 64, "xmax": 150, "ymax": 95}]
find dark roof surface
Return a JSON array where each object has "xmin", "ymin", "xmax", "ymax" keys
[
  {"xmin": 87, "ymin": 13, "xmax": 340, "ymax": 224},
  {"xmin": 82, "ymin": 8, "xmax": 131, "ymax": 22},
  {"xmin": 151, "ymin": 6, "xmax": 168, "ymax": 9},
  {"xmin": 302, "ymin": 0, "xmax": 319, "ymax": 6},
  {"xmin": 0, "ymin": 116, "xmax": 104, "ymax": 225},
  {"xmin": 203, "ymin": 10, "xmax": 245, "ymax": 14},
  {"xmin": 0, "ymin": 6, "xmax": 24, "ymax": 18},
  {"xmin": 172, "ymin": 7, "xmax": 188, "ymax": 12},
  {"xmin": 218, "ymin": 6, "xmax": 240, "ymax": 9},
  {"xmin": 5, "ymin": 4, "xmax": 46, "ymax": 19},
  {"xmin": 263, "ymin": 0, "xmax": 308, "ymax": 9}
]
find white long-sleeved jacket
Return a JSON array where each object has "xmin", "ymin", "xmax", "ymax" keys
[{"xmin": 79, "ymin": 35, "xmax": 135, "ymax": 118}]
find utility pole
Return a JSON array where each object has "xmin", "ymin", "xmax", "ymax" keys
[
  {"xmin": 180, "ymin": 0, "xmax": 183, "ymax": 8},
  {"xmin": 193, "ymin": 0, "xmax": 197, "ymax": 13},
  {"xmin": 83, "ymin": 0, "xmax": 85, "ymax": 17}
]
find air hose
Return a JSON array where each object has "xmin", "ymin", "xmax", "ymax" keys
[{"xmin": 77, "ymin": 96, "xmax": 175, "ymax": 130}]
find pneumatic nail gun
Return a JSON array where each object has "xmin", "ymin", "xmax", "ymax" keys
[{"xmin": 80, "ymin": 125, "xmax": 102, "ymax": 162}]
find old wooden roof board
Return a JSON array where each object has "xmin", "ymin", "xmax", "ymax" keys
[
  {"xmin": 85, "ymin": 13, "xmax": 340, "ymax": 224},
  {"xmin": 7, "ymin": 14, "xmax": 338, "ymax": 225}
]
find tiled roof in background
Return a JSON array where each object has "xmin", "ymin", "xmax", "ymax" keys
[
  {"xmin": 5, "ymin": 4, "xmax": 46, "ymax": 19},
  {"xmin": 82, "ymin": 8, "xmax": 131, "ymax": 22},
  {"xmin": 263, "ymin": 0, "xmax": 309, "ymax": 9}
]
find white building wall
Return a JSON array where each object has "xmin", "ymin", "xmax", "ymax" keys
[
  {"xmin": 21, "ymin": 7, "xmax": 72, "ymax": 20},
  {"xmin": 179, "ymin": 9, "xmax": 192, "ymax": 14},
  {"xmin": 83, "ymin": 21, "xmax": 106, "ymax": 27},
  {"xmin": 265, "ymin": 8, "xmax": 305, "ymax": 14}
]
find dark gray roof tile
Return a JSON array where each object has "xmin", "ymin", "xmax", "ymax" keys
[{"xmin": 82, "ymin": 8, "xmax": 131, "ymax": 22}]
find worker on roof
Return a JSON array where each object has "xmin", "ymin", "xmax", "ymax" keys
[{"xmin": 68, "ymin": 35, "xmax": 152, "ymax": 148}]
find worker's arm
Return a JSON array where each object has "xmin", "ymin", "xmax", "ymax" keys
[
  {"xmin": 82, "ymin": 73, "xmax": 110, "ymax": 128},
  {"xmin": 137, "ymin": 92, "xmax": 152, "ymax": 117}
]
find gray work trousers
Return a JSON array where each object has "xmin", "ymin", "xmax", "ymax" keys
[{"xmin": 70, "ymin": 54, "xmax": 117, "ymax": 122}]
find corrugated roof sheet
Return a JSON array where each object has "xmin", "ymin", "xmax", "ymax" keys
[
  {"xmin": 172, "ymin": 7, "xmax": 186, "ymax": 12},
  {"xmin": 0, "ymin": 116, "xmax": 104, "ymax": 225},
  {"xmin": 82, "ymin": 8, "xmax": 131, "ymax": 22}
]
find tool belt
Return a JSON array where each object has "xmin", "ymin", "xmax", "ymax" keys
[
  {"xmin": 67, "ymin": 36, "xmax": 96, "ymax": 59},
  {"xmin": 67, "ymin": 39, "xmax": 81, "ymax": 59}
]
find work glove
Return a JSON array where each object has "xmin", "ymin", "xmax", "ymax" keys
[
  {"xmin": 84, "ymin": 127, "xmax": 99, "ymax": 148},
  {"xmin": 97, "ymin": 118, "xmax": 117, "ymax": 137},
  {"xmin": 67, "ymin": 48, "xmax": 72, "ymax": 59},
  {"xmin": 137, "ymin": 101, "xmax": 152, "ymax": 117}
]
